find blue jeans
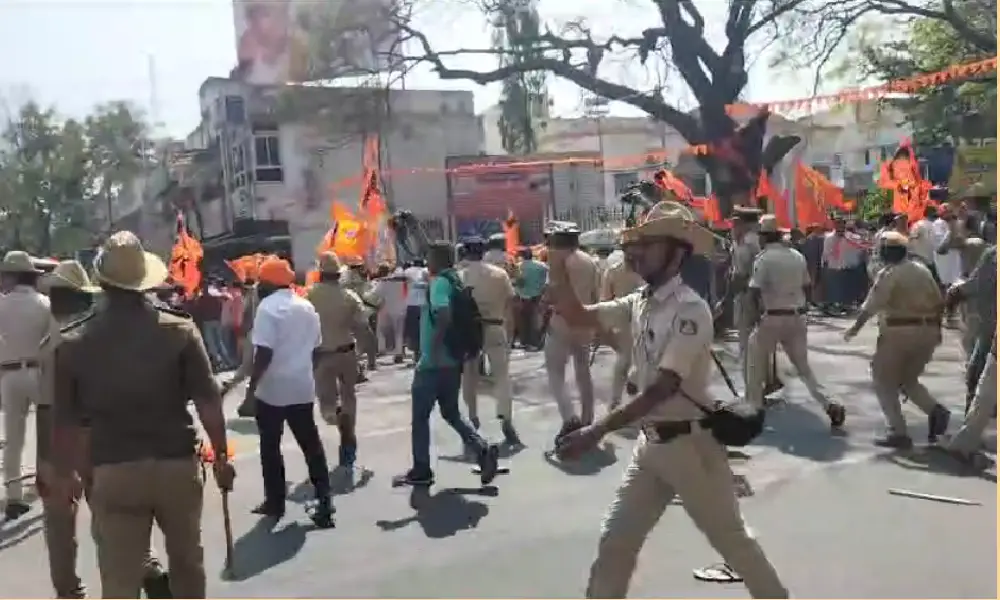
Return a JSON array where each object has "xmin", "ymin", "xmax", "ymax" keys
[
  {"xmin": 202, "ymin": 320, "xmax": 236, "ymax": 367},
  {"xmin": 410, "ymin": 366, "xmax": 484, "ymax": 472}
]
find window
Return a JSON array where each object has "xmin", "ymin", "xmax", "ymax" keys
[
  {"xmin": 224, "ymin": 96, "xmax": 245, "ymax": 124},
  {"xmin": 613, "ymin": 171, "xmax": 639, "ymax": 195},
  {"xmin": 254, "ymin": 133, "xmax": 283, "ymax": 182}
]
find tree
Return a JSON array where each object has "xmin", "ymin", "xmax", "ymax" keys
[
  {"xmin": 0, "ymin": 99, "xmax": 152, "ymax": 255},
  {"xmin": 492, "ymin": 0, "xmax": 549, "ymax": 155},
  {"xmin": 387, "ymin": 0, "xmax": 996, "ymax": 214},
  {"xmin": 850, "ymin": 2, "xmax": 997, "ymax": 145},
  {"xmin": 85, "ymin": 101, "xmax": 154, "ymax": 231}
]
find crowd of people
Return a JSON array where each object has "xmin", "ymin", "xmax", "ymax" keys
[{"xmin": 0, "ymin": 176, "xmax": 994, "ymax": 598}]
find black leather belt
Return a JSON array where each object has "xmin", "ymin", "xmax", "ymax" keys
[
  {"xmin": 0, "ymin": 359, "xmax": 39, "ymax": 371},
  {"xmin": 885, "ymin": 316, "xmax": 939, "ymax": 326},
  {"xmin": 641, "ymin": 420, "xmax": 704, "ymax": 444},
  {"xmin": 319, "ymin": 343, "xmax": 355, "ymax": 354},
  {"xmin": 764, "ymin": 308, "xmax": 806, "ymax": 316},
  {"xmin": 482, "ymin": 318, "xmax": 504, "ymax": 326}
]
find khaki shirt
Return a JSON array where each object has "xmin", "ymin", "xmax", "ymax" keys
[
  {"xmin": 600, "ymin": 260, "xmax": 644, "ymax": 302},
  {"xmin": 861, "ymin": 258, "xmax": 944, "ymax": 325},
  {"xmin": 0, "ymin": 285, "xmax": 52, "ymax": 363},
  {"xmin": 749, "ymin": 243, "xmax": 810, "ymax": 311},
  {"xmin": 732, "ymin": 232, "xmax": 761, "ymax": 279},
  {"xmin": 38, "ymin": 313, "xmax": 87, "ymax": 407},
  {"xmin": 306, "ymin": 281, "xmax": 367, "ymax": 350},
  {"xmin": 550, "ymin": 249, "xmax": 600, "ymax": 338},
  {"xmin": 52, "ymin": 303, "xmax": 220, "ymax": 467},
  {"xmin": 459, "ymin": 260, "xmax": 515, "ymax": 323},
  {"xmin": 592, "ymin": 277, "xmax": 714, "ymax": 423}
]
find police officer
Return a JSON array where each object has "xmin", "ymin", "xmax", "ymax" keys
[
  {"xmin": 599, "ymin": 250, "xmax": 644, "ymax": 410},
  {"xmin": 484, "ymin": 233, "xmax": 508, "ymax": 267},
  {"xmin": 342, "ymin": 257, "xmax": 379, "ymax": 377},
  {"xmin": 550, "ymin": 207, "xmax": 788, "ymax": 599},
  {"xmin": 748, "ymin": 216, "xmax": 846, "ymax": 427},
  {"xmin": 458, "ymin": 236, "xmax": 520, "ymax": 445},
  {"xmin": 843, "ymin": 231, "xmax": 952, "ymax": 448},
  {"xmin": 38, "ymin": 260, "xmax": 170, "ymax": 598},
  {"xmin": 307, "ymin": 252, "xmax": 370, "ymax": 468},
  {"xmin": 49, "ymin": 232, "xmax": 234, "ymax": 598},
  {"xmin": 945, "ymin": 242, "xmax": 996, "ymax": 413},
  {"xmin": 0, "ymin": 250, "xmax": 51, "ymax": 520},
  {"xmin": 944, "ymin": 333, "xmax": 996, "ymax": 467},
  {"xmin": 543, "ymin": 221, "xmax": 600, "ymax": 439}
]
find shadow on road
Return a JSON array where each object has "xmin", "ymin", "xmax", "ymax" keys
[
  {"xmin": 542, "ymin": 441, "xmax": 618, "ymax": 476},
  {"xmin": 755, "ymin": 402, "xmax": 848, "ymax": 463},
  {"xmin": 0, "ymin": 512, "xmax": 43, "ymax": 552},
  {"xmin": 375, "ymin": 485, "xmax": 495, "ymax": 539},
  {"xmin": 226, "ymin": 417, "xmax": 258, "ymax": 436},
  {"xmin": 287, "ymin": 466, "xmax": 375, "ymax": 503},
  {"xmin": 225, "ymin": 518, "xmax": 309, "ymax": 582},
  {"xmin": 874, "ymin": 448, "xmax": 998, "ymax": 483}
]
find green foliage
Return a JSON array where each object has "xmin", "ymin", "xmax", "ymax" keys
[
  {"xmin": 857, "ymin": 3, "xmax": 997, "ymax": 145},
  {"xmin": 491, "ymin": 1, "xmax": 549, "ymax": 155},
  {"xmin": 0, "ymin": 100, "xmax": 151, "ymax": 255},
  {"xmin": 859, "ymin": 187, "xmax": 893, "ymax": 222}
]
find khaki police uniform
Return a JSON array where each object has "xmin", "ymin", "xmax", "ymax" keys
[
  {"xmin": 947, "ymin": 333, "xmax": 997, "ymax": 456},
  {"xmin": 545, "ymin": 245, "xmax": 600, "ymax": 426},
  {"xmin": 858, "ymin": 233, "xmax": 949, "ymax": 442},
  {"xmin": 584, "ymin": 211, "xmax": 787, "ymax": 599},
  {"xmin": 37, "ymin": 261, "xmax": 165, "ymax": 598},
  {"xmin": 0, "ymin": 251, "xmax": 52, "ymax": 506},
  {"xmin": 52, "ymin": 233, "xmax": 221, "ymax": 598},
  {"xmin": 600, "ymin": 259, "xmax": 644, "ymax": 408},
  {"xmin": 958, "ymin": 237, "xmax": 988, "ymax": 358},
  {"xmin": 307, "ymin": 253, "xmax": 368, "ymax": 424},
  {"xmin": 343, "ymin": 262, "xmax": 379, "ymax": 371},
  {"xmin": 747, "ymin": 216, "xmax": 835, "ymax": 414},
  {"xmin": 459, "ymin": 259, "xmax": 515, "ymax": 423}
]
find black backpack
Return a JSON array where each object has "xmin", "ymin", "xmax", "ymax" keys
[{"xmin": 426, "ymin": 270, "xmax": 484, "ymax": 363}]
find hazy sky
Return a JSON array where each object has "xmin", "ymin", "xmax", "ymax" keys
[{"xmin": 0, "ymin": 0, "xmax": 835, "ymax": 138}]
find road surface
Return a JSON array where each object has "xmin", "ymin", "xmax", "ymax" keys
[{"xmin": 0, "ymin": 316, "xmax": 995, "ymax": 598}]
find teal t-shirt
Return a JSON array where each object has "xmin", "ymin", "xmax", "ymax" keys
[
  {"xmin": 417, "ymin": 269, "xmax": 459, "ymax": 370},
  {"xmin": 517, "ymin": 259, "xmax": 548, "ymax": 299}
]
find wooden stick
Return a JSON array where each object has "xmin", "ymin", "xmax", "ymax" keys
[
  {"xmin": 221, "ymin": 490, "xmax": 235, "ymax": 576},
  {"xmin": 887, "ymin": 488, "xmax": 982, "ymax": 506},
  {"xmin": 4, "ymin": 472, "xmax": 36, "ymax": 486}
]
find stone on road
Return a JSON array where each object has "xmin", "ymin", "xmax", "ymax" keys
[{"xmin": 0, "ymin": 318, "xmax": 994, "ymax": 597}]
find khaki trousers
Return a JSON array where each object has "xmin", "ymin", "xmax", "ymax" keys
[
  {"xmin": 871, "ymin": 326, "xmax": 942, "ymax": 436},
  {"xmin": 586, "ymin": 428, "xmax": 788, "ymax": 598},
  {"xmin": 948, "ymin": 349, "xmax": 997, "ymax": 454},
  {"xmin": 960, "ymin": 305, "xmax": 982, "ymax": 359},
  {"xmin": 2, "ymin": 366, "xmax": 40, "ymax": 502},
  {"xmin": 462, "ymin": 325, "xmax": 512, "ymax": 420},
  {"xmin": 609, "ymin": 328, "xmax": 633, "ymax": 406},
  {"xmin": 314, "ymin": 350, "xmax": 359, "ymax": 423},
  {"xmin": 747, "ymin": 314, "xmax": 829, "ymax": 409},
  {"xmin": 544, "ymin": 328, "xmax": 595, "ymax": 424},
  {"xmin": 90, "ymin": 457, "xmax": 205, "ymax": 599},
  {"xmin": 735, "ymin": 294, "xmax": 775, "ymax": 385}
]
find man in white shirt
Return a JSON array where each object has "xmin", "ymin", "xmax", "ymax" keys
[
  {"xmin": 483, "ymin": 234, "xmax": 509, "ymax": 267},
  {"xmin": 374, "ymin": 267, "xmax": 408, "ymax": 363},
  {"xmin": 403, "ymin": 260, "xmax": 429, "ymax": 364},
  {"xmin": 908, "ymin": 205, "xmax": 939, "ymax": 266},
  {"xmin": 820, "ymin": 217, "xmax": 865, "ymax": 312},
  {"xmin": 247, "ymin": 257, "xmax": 333, "ymax": 527}
]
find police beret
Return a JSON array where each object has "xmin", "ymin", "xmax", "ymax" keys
[
  {"xmin": 882, "ymin": 231, "xmax": 909, "ymax": 247},
  {"xmin": 544, "ymin": 220, "xmax": 581, "ymax": 235},
  {"xmin": 461, "ymin": 235, "xmax": 486, "ymax": 246}
]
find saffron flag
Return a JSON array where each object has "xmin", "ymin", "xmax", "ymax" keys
[
  {"xmin": 793, "ymin": 163, "xmax": 833, "ymax": 229},
  {"xmin": 502, "ymin": 211, "xmax": 520, "ymax": 256},
  {"xmin": 879, "ymin": 140, "xmax": 930, "ymax": 221},
  {"xmin": 168, "ymin": 213, "xmax": 203, "ymax": 298}
]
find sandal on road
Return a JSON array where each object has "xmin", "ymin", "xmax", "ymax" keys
[{"xmin": 693, "ymin": 562, "xmax": 743, "ymax": 583}]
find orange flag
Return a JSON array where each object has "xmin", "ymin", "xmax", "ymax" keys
[
  {"xmin": 793, "ymin": 163, "xmax": 833, "ymax": 229},
  {"xmin": 702, "ymin": 195, "xmax": 727, "ymax": 228},
  {"xmin": 168, "ymin": 213, "xmax": 203, "ymax": 298},
  {"xmin": 502, "ymin": 211, "xmax": 520, "ymax": 256},
  {"xmin": 879, "ymin": 140, "xmax": 929, "ymax": 221},
  {"xmin": 653, "ymin": 169, "xmax": 694, "ymax": 202},
  {"xmin": 330, "ymin": 202, "xmax": 367, "ymax": 263}
]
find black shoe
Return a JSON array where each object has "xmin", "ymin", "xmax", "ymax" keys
[
  {"xmin": 142, "ymin": 570, "xmax": 172, "ymax": 599},
  {"xmin": 477, "ymin": 444, "xmax": 500, "ymax": 486},
  {"xmin": 251, "ymin": 501, "xmax": 285, "ymax": 518},
  {"xmin": 392, "ymin": 468, "xmax": 434, "ymax": 487},
  {"xmin": 308, "ymin": 497, "xmax": 335, "ymax": 529},
  {"xmin": 3, "ymin": 500, "xmax": 29, "ymax": 521},
  {"xmin": 874, "ymin": 434, "xmax": 913, "ymax": 449},
  {"xmin": 500, "ymin": 418, "xmax": 521, "ymax": 446},
  {"xmin": 826, "ymin": 403, "xmax": 846, "ymax": 429},
  {"xmin": 928, "ymin": 405, "xmax": 951, "ymax": 442},
  {"xmin": 55, "ymin": 584, "xmax": 86, "ymax": 599},
  {"xmin": 393, "ymin": 355, "xmax": 404, "ymax": 365}
]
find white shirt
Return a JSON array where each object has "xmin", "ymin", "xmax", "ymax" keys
[
  {"xmin": 821, "ymin": 231, "xmax": 864, "ymax": 270},
  {"xmin": 931, "ymin": 219, "xmax": 962, "ymax": 285},
  {"xmin": 404, "ymin": 266, "xmax": 429, "ymax": 306},
  {"xmin": 251, "ymin": 289, "xmax": 322, "ymax": 407},
  {"xmin": 373, "ymin": 276, "xmax": 407, "ymax": 316},
  {"xmin": 908, "ymin": 219, "xmax": 936, "ymax": 262}
]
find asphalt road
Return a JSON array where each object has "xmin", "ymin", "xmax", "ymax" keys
[{"xmin": 0, "ymin": 316, "xmax": 995, "ymax": 598}]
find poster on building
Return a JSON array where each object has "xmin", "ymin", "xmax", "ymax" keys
[
  {"xmin": 948, "ymin": 144, "xmax": 997, "ymax": 195},
  {"xmin": 447, "ymin": 155, "xmax": 551, "ymax": 242},
  {"xmin": 232, "ymin": 0, "xmax": 402, "ymax": 85}
]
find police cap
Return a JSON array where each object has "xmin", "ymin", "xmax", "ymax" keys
[{"xmin": 732, "ymin": 205, "xmax": 764, "ymax": 223}]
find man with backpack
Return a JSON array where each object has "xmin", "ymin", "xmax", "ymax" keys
[{"xmin": 393, "ymin": 241, "xmax": 500, "ymax": 487}]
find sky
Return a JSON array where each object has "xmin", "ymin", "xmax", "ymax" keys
[{"xmin": 0, "ymin": 0, "xmax": 846, "ymax": 139}]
